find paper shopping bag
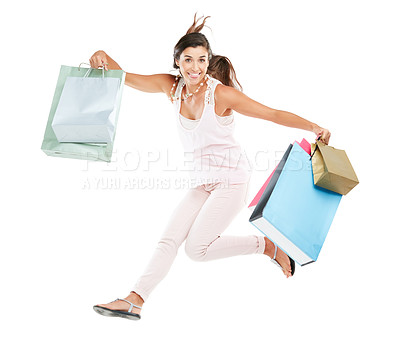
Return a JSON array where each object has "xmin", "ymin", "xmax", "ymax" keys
[
  {"xmin": 248, "ymin": 138, "xmax": 311, "ymax": 212},
  {"xmin": 311, "ymin": 141, "xmax": 359, "ymax": 195},
  {"xmin": 41, "ymin": 65, "xmax": 125, "ymax": 162},
  {"xmin": 249, "ymin": 142, "xmax": 342, "ymax": 266},
  {"xmin": 52, "ymin": 68, "xmax": 121, "ymax": 143}
]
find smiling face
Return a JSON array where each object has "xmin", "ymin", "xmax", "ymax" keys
[{"xmin": 175, "ymin": 46, "xmax": 209, "ymax": 86}]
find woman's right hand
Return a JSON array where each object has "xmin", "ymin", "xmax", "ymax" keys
[{"xmin": 89, "ymin": 50, "xmax": 109, "ymax": 71}]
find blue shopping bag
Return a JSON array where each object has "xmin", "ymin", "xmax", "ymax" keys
[{"xmin": 249, "ymin": 142, "xmax": 342, "ymax": 266}]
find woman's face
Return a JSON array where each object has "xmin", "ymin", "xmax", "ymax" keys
[{"xmin": 175, "ymin": 46, "xmax": 209, "ymax": 86}]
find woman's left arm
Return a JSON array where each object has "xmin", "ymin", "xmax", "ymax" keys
[{"xmin": 215, "ymin": 85, "xmax": 331, "ymax": 144}]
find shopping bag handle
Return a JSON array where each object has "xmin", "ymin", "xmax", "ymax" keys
[
  {"xmin": 78, "ymin": 62, "xmax": 105, "ymax": 79},
  {"xmin": 309, "ymin": 136, "xmax": 321, "ymax": 160}
]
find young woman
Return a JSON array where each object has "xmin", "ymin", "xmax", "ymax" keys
[{"xmin": 92, "ymin": 14, "xmax": 331, "ymax": 321}]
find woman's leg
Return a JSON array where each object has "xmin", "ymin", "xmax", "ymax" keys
[
  {"xmin": 131, "ymin": 186, "xmax": 211, "ymax": 302},
  {"xmin": 95, "ymin": 185, "xmax": 211, "ymax": 313},
  {"xmin": 185, "ymin": 181, "xmax": 266, "ymax": 261}
]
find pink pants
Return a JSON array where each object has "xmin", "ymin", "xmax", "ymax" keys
[{"xmin": 132, "ymin": 180, "xmax": 266, "ymax": 302}]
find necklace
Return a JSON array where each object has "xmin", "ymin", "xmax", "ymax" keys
[
  {"xmin": 182, "ymin": 74, "xmax": 210, "ymax": 101},
  {"xmin": 169, "ymin": 74, "xmax": 210, "ymax": 102}
]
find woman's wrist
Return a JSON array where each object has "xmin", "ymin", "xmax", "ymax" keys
[{"xmin": 311, "ymin": 123, "xmax": 321, "ymax": 134}]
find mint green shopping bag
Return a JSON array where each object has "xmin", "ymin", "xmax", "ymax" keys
[{"xmin": 41, "ymin": 64, "xmax": 125, "ymax": 162}]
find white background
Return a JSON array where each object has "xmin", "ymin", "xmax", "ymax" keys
[{"xmin": 1, "ymin": 0, "xmax": 399, "ymax": 338}]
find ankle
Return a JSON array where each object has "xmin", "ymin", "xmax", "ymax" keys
[
  {"xmin": 263, "ymin": 237, "xmax": 274, "ymax": 258},
  {"xmin": 128, "ymin": 291, "xmax": 144, "ymax": 305}
]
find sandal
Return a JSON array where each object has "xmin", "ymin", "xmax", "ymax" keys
[
  {"xmin": 93, "ymin": 298, "xmax": 142, "ymax": 320},
  {"xmin": 270, "ymin": 243, "xmax": 295, "ymax": 276}
]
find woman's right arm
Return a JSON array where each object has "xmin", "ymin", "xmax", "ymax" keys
[{"xmin": 89, "ymin": 50, "xmax": 175, "ymax": 95}]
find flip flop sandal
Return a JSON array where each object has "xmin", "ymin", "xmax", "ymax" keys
[
  {"xmin": 270, "ymin": 243, "xmax": 295, "ymax": 276},
  {"xmin": 93, "ymin": 298, "xmax": 142, "ymax": 320}
]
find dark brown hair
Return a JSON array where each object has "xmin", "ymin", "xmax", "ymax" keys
[{"xmin": 173, "ymin": 13, "xmax": 243, "ymax": 91}]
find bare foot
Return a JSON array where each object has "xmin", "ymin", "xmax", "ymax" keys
[
  {"xmin": 263, "ymin": 236, "xmax": 292, "ymax": 278},
  {"xmin": 96, "ymin": 292, "xmax": 144, "ymax": 315}
]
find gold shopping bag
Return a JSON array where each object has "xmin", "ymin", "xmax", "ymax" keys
[{"xmin": 310, "ymin": 141, "xmax": 359, "ymax": 195}]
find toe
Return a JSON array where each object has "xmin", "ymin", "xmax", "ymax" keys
[{"xmin": 277, "ymin": 249, "xmax": 291, "ymax": 272}]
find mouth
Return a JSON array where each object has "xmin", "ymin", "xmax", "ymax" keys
[{"xmin": 188, "ymin": 72, "xmax": 201, "ymax": 79}]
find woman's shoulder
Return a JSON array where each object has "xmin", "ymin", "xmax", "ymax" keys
[
  {"xmin": 167, "ymin": 74, "xmax": 184, "ymax": 102},
  {"xmin": 164, "ymin": 73, "xmax": 181, "ymax": 89},
  {"xmin": 212, "ymin": 78, "xmax": 230, "ymax": 96},
  {"xmin": 213, "ymin": 79, "xmax": 241, "ymax": 110}
]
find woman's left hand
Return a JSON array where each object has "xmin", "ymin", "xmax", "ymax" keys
[{"xmin": 313, "ymin": 126, "xmax": 331, "ymax": 145}]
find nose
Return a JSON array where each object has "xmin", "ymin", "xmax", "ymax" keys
[{"xmin": 191, "ymin": 61, "xmax": 201, "ymax": 72}]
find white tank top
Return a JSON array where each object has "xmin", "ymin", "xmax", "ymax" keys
[
  {"xmin": 171, "ymin": 75, "xmax": 252, "ymax": 187},
  {"xmin": 179, "ymin": 111, "xmax": 233, "ymax": 129}
]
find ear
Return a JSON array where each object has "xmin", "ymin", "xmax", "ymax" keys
[{"xmin": 175, "ymin": 59, "xmax": 180, "ymax": 68}]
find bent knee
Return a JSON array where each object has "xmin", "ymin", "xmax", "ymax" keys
[{"xmin": 185, "ymin": 240, "xmax": 208, "ymax": 262}]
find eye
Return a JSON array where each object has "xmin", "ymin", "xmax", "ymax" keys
[
  {"xmin": 185, "ymin": 58, "xmax": 192, "ymax": 62},
  {"xmin": 200, "ymin": 59, "xmax": 206, "ymax": 63}
]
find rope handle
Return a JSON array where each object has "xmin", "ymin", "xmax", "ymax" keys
[
  {"xmin": 309, "ymin": 136, "xmax": 321, "ymax": 160},
  {"xmin": 78, "ymin": 62, "xmax": 105, "ymax": 79}
]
